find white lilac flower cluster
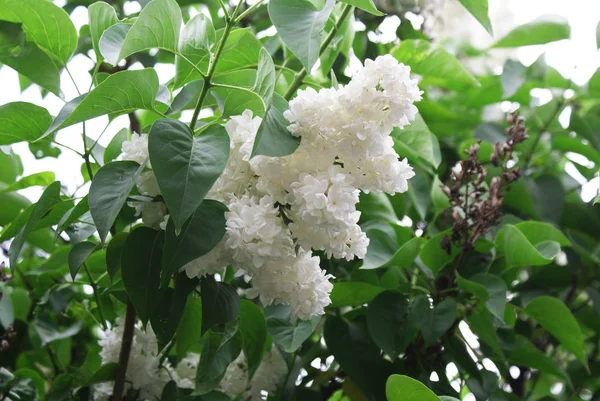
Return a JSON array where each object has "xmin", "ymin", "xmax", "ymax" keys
[
  {"xmin": 120, "ymin": 55, "xmax": 421, "ymax": 320},
  {"xmin": 94, "ymin": 321, "xmax": 285, "ymax": 401},
  {"xmin": 220, "ymin": 345, "xmax": 287, "ymax": 401},
  {"xmin": 93, "ymin": 320, "xmax": 169, "ymax": 401}
]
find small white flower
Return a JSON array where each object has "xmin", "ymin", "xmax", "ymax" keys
[{"xmin": 121, "ymin": 133, "xmax": 150, "ymax": 167}]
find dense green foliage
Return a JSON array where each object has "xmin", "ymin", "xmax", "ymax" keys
[{"xmin": 1, "ymin": 0, "xmax": 600, "ymax": 400}]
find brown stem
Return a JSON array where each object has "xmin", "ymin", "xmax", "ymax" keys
[{"xmin": 112, "ymin": 300, "xmax": 136, "ymax": 401}]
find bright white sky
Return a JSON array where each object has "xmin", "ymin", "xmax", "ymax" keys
[{"xmin": 1, "ymin": 0, "xmax": 599, "ymax": 201}]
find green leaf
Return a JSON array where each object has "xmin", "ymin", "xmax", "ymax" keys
[
  {"xmin": 121, "ymin": 226, "xmax": 164, "ymax": 324},
  {"xmin": 149, "ymin": 120, "xmax": 229, "ymax": 232},
  {"xmin": 268, "ymin": 0, "xmax": 335, "ymax": 71},
  {"xmin": 174, "ymin": 13, "xmax": 215, "ymax": 87},
  {"xmin": 68, "ymin": 241, "xmax": 97, "ymax": 281},
  {"xmin": 0, "ymin": 0, "xmax": 77, "ymax": 65},
  {"xmin": 338, "ymin": 0, "xmax": 382, "ymax": 16},
  {"xmin": 457, "ymin": 0, "xmax": 492, "ymax": 35},
  {"xmin": 106, "ymin": 232, "xmax": 128, "ymax": 281},
  {"xmin": 330, "ymin": 282, "xmax": 385, "ymax": 307},
  {"xmin": 88, "ymin": 1, "xmax": 118, "ymax": 61},
  {"xmin": 85, "ymin": 363, "xmax": 118, "ymax": 386},
  {"xmin": 393, "ymin": 114, "xmax": 441, "ymax": 168},
  {"xmin": 161, "ymin": 381, "xmax": 179, "ymax": 401},
  {"xmin": 597, "ymin": 21, "xmax": 600, "ymax": 49},
  {"xmin": 9, "ymin": 181, "xmax": 62, "ymax": 271},
  {"xmin": 469, "ymin": 273, "xmax": 506, "ymax": 320},
  {"xmin": 162, "ymin": 200, "xmax": 227, "ymax": 286},
  {"xmin": 510, "ymin": 221, "xmax": 570, "ymax": 247},
  {"xmin": 0, "ymin": 39, "xmax": 62, "ymax": 96},
  {"xmin": 239, "ymin": 300, "xmax": 268, "ymax": 380},
  {"xmin": 264, "ymin": 304, "xmax": 320, "ymax": 352},
  {"xmin": 104, "ymin": 128, "xmax": 129, "ymax": 164},
  {"xmin": 151, "ymin": 274, "xmax": 199, "ymax": 351},
  {"xmin": 525, "ymin": 296, "xmax": 587, "ymax": 369},
  {"xmin": 501, "ymin": 60, "xmax": 526, "ymax": 98},
  {"xmin": 509, "ymin": 335, "xmax": 571, "ymax": 384},
  {"xmin": 367, "ymin": 291, "xmax": 417, "ymax": 359},
  {"xmin": 253, "ymin": 48, "xmax": 276, "ymax": 106},
  {"xmin": 0, "ymin": 191, "xmax": 29, "ymax": 227},
  {"xmin": 467, "ymin": 308, "xmax": 501, "ymax": 353},
  {"xmin": 32, "ymin": 320, "xmax": 82, "ymax": 346},
  {"xmin": 456, "ymin": 273, "xmax": 489, "ymax": 302},
  {"xmin": 195, "ymin": 321, "xmax": 242, "ymax": 395},
  {"xmin": 421, "ymin": 298, "xmax": 458, "ymax": 346},
  {"xmin": 493, "ymin": 15, "xmax": 571, "ymax": 48},
  {"xmin": 496, "ymin": 224, "xmax": 558, "ymax": 269},
  {"xmin": 391, "ymin": 40, "xmax": 479, "ymax": 90},
  {"xmin": 200, "ymin": 275, "xmax": 240, "ymax": 334},
  {"xmin": 420, "ymin": 231, "xmax": 459, "ymax": 275},
  {"xmin": 386, "ymin": 375, "xmax": 441, "ymax": 401},
  {"xmin": 98, "ymin": 23, "xmax": 132, "ymax": 64},
  {"xmin": 44, "ymin": 69, "xmax": 159, "ymax": 138},
  {"xmin": 89, "ymin": 161, "xmax": 144, "ymax": 243},
  {"xmin": 1, "ymin": 172, "xmax": 55, "ymax": 193},
  {"xmin": 0, "ymin": 102, "xmax": 52, "ymax": 145},
  {"xmin": 108, "ymin": 0, "xmax": 182, "ymax": 65},
  {"xmin": 177, "ymin": 295, "xmax": 202, "ymax": 358},
  {"xmin": 362, "ymin": 229, "xmax": 398, "ymax": 270},
  {"xmin": 251, "ymin": 93, "xmax": 300, "ymax": 157}
]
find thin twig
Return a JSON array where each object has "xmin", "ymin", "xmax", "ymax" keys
[
  {"xmin": 112, "ymin": 300, "xmax": 136, "ymax": 401},
  {"xmin": 83, "ymin": 263, "xmax": 108, "ymax": 330}
]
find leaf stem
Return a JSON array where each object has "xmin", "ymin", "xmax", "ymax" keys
[
  {"xmin": 189, "ymin": 0, "xmax": 244, "ymax": 131},
  {"xmin": 83, "ymin": 262, "xmax": 108, "ymax": 330},
  {"xmin": 112, "ymin": 299, "xmax": 136, "ymax": 401},
  {"xmin": 234, "ymin": 0, "xmax": 266, "ymax": 24},
  {"xmin": 283, "ymin": 4, "xmax": 353, "ymax": 101}
]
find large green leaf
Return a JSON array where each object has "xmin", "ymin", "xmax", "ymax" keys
[
  {"xmin": 509, "ymin": 335, "xmax": 571, "ymax": 384},
  {"xmin": 148, "ymin": 120, "xmax": 229, "ymax": 232},
  {"xmin": 386, "ymin": 375, "xmax": 441, "ymax": 401},
  {"xmin": 176, "ymin": 295, "xmax": 202, "ymax": 358},
  {"xmin": 68, "ymin": 241, "xmax": 97, "ymax": 280},
  {"xmin": 496, "ymin": 224, "xmax": 559, "ymax": 269},
  {"xmin": 391, "ymin": 40, "xmax": 479, "ymax": 90},
  {"xmin": 253, "ymin": 48, "xmax": 276, "ymax": 106},
  {"xmin": 393, "ymin": 114, "xmax": 441, "ymax": 168},
  {"xmin": 195, "ymin": 322, "xmax": 242, "ymax": 395},
  {"xmin": 239, "ymin": 300, "xmax": 268, "ymax": 380},
  {"xmin": 121, "ymin": 226, "xmax": 164, "ymax": 324},
  {"xmin": 330, "ymin": 281, "xmax": 385, "ymax": 307},
  {"xmin": 264, "ymin": 304, "xmax": 321, "ymax": 353},
  {"xmin": 0, "ymin": 0, "xmax": 77, "ymax": 65},
  {"xmin": 174, "ymin": 13, "xmax": 215, "ymax": 87},
  {"xmin": 98, "ymin": 23, "xmax": 132, "ymax": 64},
  {"xmin": 0, "ymin": 191, "xmax": 29, "ymax": 227},
  {"xmin": 88, "ymin": 1, "xmax": 119, "ymax": 60},
  {"xmin": 268, "ymin": 0, "xmax": 335, "ymax": 71},
  {"xmin": 525, "ymin": 296, "xmax": 587, "ymax": 369},
  {"xmin": 107, "ymin": 0, "xmax": 182, "ymax": 64},
  {"xmin": 251, "ymin": 93, "xmax": 300, "ymax": 157},
  {"xmin": 151, "ymin": 274, "xmax": 199, "ymax": 351},
  {"xmin": 469, "ymin": 273, "xmax": 506, "ymax": 320},
  {"xmin": 161, "ymin": 200, "xmax": 227, "ymax": 286},
  {"xmin": 105, "ymin": 232, "xmax": 128, "ymax": 281},
  {"xmin": 200, "ymin": 275, "xmax": 240, "ymax": 334},
  {"xmin": 457, "ymin": 0, "xmax": 492, "ymax": 34},
  {"xmin": 0, "ymin": 102, "xmax": 52, "ymax": 145},
  {"xmin": 421, "ymin": 298, "xmax": 458, "ymax": 346},
  {"xmin": 367, "ymin": 291, "xmax": 417, "ymax": 359},
  {"xmin": 1, "ymin": 172, "xmax": 55, "ymax": 193},
  {"xmin": 8, "ymin": 181, "xmax": 62, "ymax": 271},
  {"xmin": 420, "ymin": 231, "xmax": 459, "ymax": 275},
  {"xmin": 493, "ymin": 15, "xmax": 571, "ymax": 48},
  {"xmin": 0, "ymin": 40, "xmax": 62, "ymax": 96},
  {"xmin": 44, "ymin": 69, "xmax": 159, "ymax": 138},
  {"xmin": 338, "ymin": 0, "xmax": 382, "ymax": 15},
  {"xmin": 89, "ymin": 161, "xmax": 144, "ymax": 243}
]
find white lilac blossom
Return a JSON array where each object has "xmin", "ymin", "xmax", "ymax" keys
[
  {"xmin": 93, "ymin": 320, "xmax": 170, "ymax": 401},
  {"xmin": 220, "ymin": 345, "xmax": 287, "ymax": 401},
  {"xmin": 183, "ymin": 55, "xmax": 420, "ymax": 318},
  {"xmin": 120, "ymin": 55, "xmax": 421, "ymax": 320}
]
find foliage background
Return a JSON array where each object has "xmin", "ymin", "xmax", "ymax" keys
[{"xmin": 1, "ymin": 0, "xmax": 600, "ymax": 400}]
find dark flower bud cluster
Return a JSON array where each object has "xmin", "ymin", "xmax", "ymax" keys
[{"xmin": 441, "ymin": 112, "xmax": 528, "ymax": 259}]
